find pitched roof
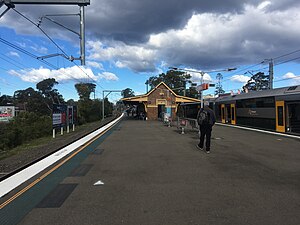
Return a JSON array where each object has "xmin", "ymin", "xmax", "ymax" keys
[{"xmin": 121, "ymin": 82, "xmax": 200, "ymax": 103}]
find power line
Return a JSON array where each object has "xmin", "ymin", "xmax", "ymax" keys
[
  {"xmin": 274, "ymin": 75, "xmax": 300, "ymax": 83},
  {"xmin": 274, "ymin": 49, "xmax": 300, "ymax": 60},
  {"xmin": 12, "ymin": 8, "xmax": 100, "ymax": 86},
  {"xmin": 12, "ymin": 8, "xmax": 70, "ymax": 59},
  {"xmin": 0, "ymin": 37, "xmax": 92, "ymax": 84}
]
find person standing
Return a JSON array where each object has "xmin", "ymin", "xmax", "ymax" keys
[{"xmin": 196, "ymin": 101, "xmax": 216, "ymax": 154}]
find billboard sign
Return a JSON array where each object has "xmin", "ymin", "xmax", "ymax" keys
[
  {"xmin": 52, "ymin": 104, "xmax": 67, "ymax": 128},
  {"xmin": 0, "ymin": 106, "xmax": 15, "ymax": 122}
]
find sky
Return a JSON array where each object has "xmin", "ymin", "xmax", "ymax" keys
[{"xmin": 1, "ymin": 0, "xmax": 300, "ymax": 102}]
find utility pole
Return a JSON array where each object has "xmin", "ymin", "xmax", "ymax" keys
[
  {"xmin": 102, "ymin": 90, "xmax": 122, "ymax": 121},
  {"xmin": 0, "ymin": 0, "xmax": 90, "ymax": 66},
  {"xmin": 79, "ymin": 4, "xmax": 85, "ymax": 65},
  {"xmin": 269, "ymin": 59, "xmax": 273, "ymax": 89}
]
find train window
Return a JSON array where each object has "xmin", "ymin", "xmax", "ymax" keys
[
  {"xmin": 237, "ymin": 97, "xmax": 275, "ymax": 108},
  {"xmin": 287, "ymin": 86, "xmax": 297, "ymax": 91},
  {"xmin": 277, "ymin": 106, "xmax": 284, "ymax": 126},
  {"xmin": 231, "ymin": 107, "xmax": 235, "ymax": 121}
]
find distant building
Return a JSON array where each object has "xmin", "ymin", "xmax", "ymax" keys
[{"xmin": 121, "ymin": 82, "xmax": 200, "ymax": 120}]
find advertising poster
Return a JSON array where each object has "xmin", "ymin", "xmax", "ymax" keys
[
  {"xmin": 52, "ymin": 104, "xmax": 67, "ymax": 128},
  {"xmin": 68, "ymin": 106, "xmax": 73, "ymax": 125},
  {"xmin": 0, "ymin": 106, "xmax": 15, "ymax": 122}
]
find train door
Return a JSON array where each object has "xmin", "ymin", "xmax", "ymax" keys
[
  {"xmin": 226, "ymin": 104, "xmax": 231, "ymax": 123},
  {"xmin": 230, "ymin": 104, "xmax": 236, "ymax": 125},
  {"xmin": 221, "ymin": 104, "xmax": 225, "ymax": 123},
  {"xmin": 286, "ymin": 102, "xmax": 300, "ymax": 134},
  {"xmin": 275, "ymin": 101, "xmax": 285, "ymax": 132}
]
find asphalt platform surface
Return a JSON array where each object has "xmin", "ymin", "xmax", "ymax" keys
[{"xmin": 2, "ymin": 118, "xmax": 300, "ymax": 225}]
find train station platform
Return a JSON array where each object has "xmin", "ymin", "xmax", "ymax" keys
[{"xmin": 1, "ymin": 117, "xmax": 300, "ymax": 225}]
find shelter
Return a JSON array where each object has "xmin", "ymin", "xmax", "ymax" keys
[{"xmin": 121, "ymin": 82, "xmax": 201, "ymax": 120}]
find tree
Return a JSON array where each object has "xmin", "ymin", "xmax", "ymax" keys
[
  {"xmin": 121, "ymin": 88, "xmax": 135, "ymax": 98},
  {"xmin": 13, "ymin": 88, "xmax": 50, "ymax": 115},
  {"xmin": 146, "ymin": 70, "xmax": 192, "ymax": 96},
  {"xmin": 36, "ymin": 78, "xmax": 64, "ymax": 113},
  {"xmin": 0, "ymin": 95, "xmax": 13, "ymax": 105},
  {"xmin": 186, "ymin": 87, "xmax": 199, "ymax": 99},
  {"xmin": 75, "ymin": 82, "xmax": 96, "ymax": 100},
  {"xmin": 215, "ymin": 73, "xmax": 225, "ymax": 96},
  {"xmin": 36, "ymin": 78, "xmax": 63, "ymax": 103},
  {"xmin": 242, "ymin": 72, "xmax": 269, "ymax": 92}
]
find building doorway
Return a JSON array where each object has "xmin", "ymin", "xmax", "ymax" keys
[{"xmin": 157, "ymin": 104, "xmax": 165, "ymax": 120}]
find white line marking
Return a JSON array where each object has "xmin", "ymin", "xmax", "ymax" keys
[
  {"xmin": 0, "ymin": 114, "xmax": 123, "ymax": 198},
  {"xmin": 216, "ymin": 123, "xmax": 300, "ymax": 139}
]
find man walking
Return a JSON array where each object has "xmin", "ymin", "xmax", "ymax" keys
[{"xmin": 196, "ymin": 101, "xmax": 216, "ymax": 154}]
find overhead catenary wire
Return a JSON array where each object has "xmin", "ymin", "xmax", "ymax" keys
[
  {"xmin": 11, "ymin": 8, "xmax": 101, "ymax": 86},
  {"xmin": 0, "ymin": 37, "xmax": 94, "ymax": 85}
]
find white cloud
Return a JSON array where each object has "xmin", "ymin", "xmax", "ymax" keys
[
  {"xmin": 257, "ymin": 1, "xmax": 272, "ymax": 10},
  {"xmin": 187, "ymin": 70, "xmax": 213, "ymax": 83},
  {"xmin": 8, "ymin": 66, "xmax": 98, "ymax": 83},
  {"xmin": 86, "ymin": 61, "xmax": 104, "ymax": 70},
  {"xmin": 230, "ymin": 75, "xmax": 250, "ymax": 83},
  {"xmin": 7, "ymin": 51, "xmax": 20, "ymax": 58},
  {"xmin": 87, "ymin": 40, "xmax": 157, "ymax": 72},
  {"xmin": 30, "ymin": 45, "xmax": 48, "ymax": 54},
  {"xmin": 282, "ymin": 72, "xmax": 300, "ymax": 85},
  {"xmin": 98, "ymin": 72, "xmax": 119, "ymax": 81}
]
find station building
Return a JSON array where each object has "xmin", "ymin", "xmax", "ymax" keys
[{"xmin": 121, "ymin": 82, "xmax": 200, "ymax": 121}]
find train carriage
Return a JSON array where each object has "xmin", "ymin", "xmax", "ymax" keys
[{"xmin": 177, "ymin": 85, "xmax": 300, "ymax": 134}]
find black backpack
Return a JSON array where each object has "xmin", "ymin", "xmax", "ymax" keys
[{"xmin": 197, "ymin": 109, "xmax": 209, "ymax": 125}]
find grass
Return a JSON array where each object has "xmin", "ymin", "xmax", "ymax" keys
[{"xmin": 0, "ymin": 120, "xmax": 106, "ymax": 161}]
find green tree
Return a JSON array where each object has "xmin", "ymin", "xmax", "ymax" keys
[
  {"xmin": 146, "ymin": 70, "xmax": 197, "ymax": 97},
  {"xmin": 0, "ymin": 95, "xmax": 13, "ymax": 105},
  {"xmin": 242, "ymin": 72, "xmax": 269, "ymax": 92},
  {"xmin": 13, "ymin": 88, "xmax": 50, "ymax": 115},
  {"xmin": 36, "ymin": 78, "xmax": 64, "ymax": 103},
  {"xmin": 121, "ymin": 88, "xmax": 135, "ymax": 98},
  {"xmin": 215, "ymin": 73, "xmax": 225, "ymax": 96},
  {"xmin": 75, "ymin": 83, "xmax": 96, "ymax": 100}
]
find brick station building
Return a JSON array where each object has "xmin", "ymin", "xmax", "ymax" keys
[{"xmin": 121, "ymin": 82, "xmax": 200, "ymax": 121}]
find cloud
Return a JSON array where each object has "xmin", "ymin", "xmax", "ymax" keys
[
  {"xmin": 230, "ymin": 75, "xmax": 251, "ymax": 83},
  {"xmin": 1, "ymin": 1, "xmax": 300, "ymax": 73},
  {"xmin": 86, "ymin": 61, "xmax": 104, "ymax": 70},
  {"xmin": 98, "ymin": 72, "xmax": 119, "ymax": 81},
  {"xmin": 8, "ymin": 66, "xmax": 98, "ymax": 83},
  {"xmin": 282, "ymin": 72, "xmax": 300, "ymax": 85},
  {"xmin": 30, "ymin": 45, "xmax": 48, "ymax": 54},
  {"xmin": 7, "ymin": 51, "xmax": 20, "ymax": 58},
  {"xmin": 184, "ymin": 70, "xmax": 213, "ymax": 83},
  {"xmin": 87, "ymin": 40, "xmax": 157, "ymax": 72}
]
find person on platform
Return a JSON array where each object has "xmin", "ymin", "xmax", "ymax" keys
[{"xmin": 196, "ymin": 101, "xmax": 216, "ymax": 154}]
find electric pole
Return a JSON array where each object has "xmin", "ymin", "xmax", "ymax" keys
[
  {"xmin": 269, "ymin": 59, "xmax": 273, "ymax": 89},
  {"xmin": 0, "ymin": 0, "xmax": 90, "ymax": 65}
]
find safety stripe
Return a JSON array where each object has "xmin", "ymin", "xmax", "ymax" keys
[{"xmin": 0, "ymin": 119, "xmax": 120, "ymax": 209}]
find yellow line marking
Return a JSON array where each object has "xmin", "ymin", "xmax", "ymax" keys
[{"xmin": 0, "ymin": 123, "xmax": 117, "ymax": 209}]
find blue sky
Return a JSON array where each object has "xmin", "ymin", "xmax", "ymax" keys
[{"xmin": 1, "ymin": 0, "xmax": 300, "ymax": 102}]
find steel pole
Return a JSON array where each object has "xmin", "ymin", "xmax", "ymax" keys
[
  {"xmin": 79, "ymin": 5, "xmax": 85, "ymax": 65},
  {"xmin": 200, "ymin": 72, "xmax": 204, "ymax": 108},
  {"xmin": 102, "ymin": 91, "xmax": 105, "ymax": 121}
]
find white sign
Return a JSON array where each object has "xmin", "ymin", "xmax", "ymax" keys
[{"xmin": 52, "ymin": 113, "xmax": 62, "ymax": 125}]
